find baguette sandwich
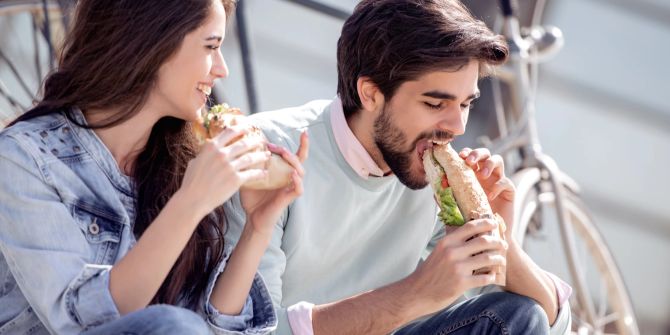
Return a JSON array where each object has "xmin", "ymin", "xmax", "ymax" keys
[{"xmin": 422, "ymin": 143, "xmax": 506, "ymax": 281}]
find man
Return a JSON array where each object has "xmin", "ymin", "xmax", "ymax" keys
[{"xmin": 224, "ymin": 0, "xmax": 572, "ymax": 334}]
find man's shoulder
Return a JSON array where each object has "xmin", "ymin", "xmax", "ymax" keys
[
  {"xmin": 249, "ymin": 99, "xmax": 332, "ymax": 148},
  {"xmin": 250, "ymin": 99, "xmax": 331, "ymax": 129}
]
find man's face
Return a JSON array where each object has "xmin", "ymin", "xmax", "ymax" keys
[{"xmin": 374, "ymin": 60, "xmax": 480, "ymax": 189}]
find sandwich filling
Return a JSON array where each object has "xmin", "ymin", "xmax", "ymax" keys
[{"xmin": 425, "ymin": 149, "xmax": 465, "ymax": 226}]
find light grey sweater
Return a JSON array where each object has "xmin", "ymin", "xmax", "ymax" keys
[{"xmin": 223, "ymin": 99, "xmax": 570, "ymax": 335}]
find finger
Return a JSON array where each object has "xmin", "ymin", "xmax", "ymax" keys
[
  {"xmin": 213, "ymin": 125, "xmax": 249, "ymax": 147},
  {"xmin": 466, "ymin": 253, "xmax": 506, "ymax": 273},
  {"xmin": 231, "ymin": 151, "xmax": 271, "ymax": 171},
  {"xmin": 267, "ymin": 143, "xmax": 305, "ymax": 177},
  {"xmin": 450, "ymin": 219, "xmax": 498, "ymax": 243},
  {"xmin": 463, "ymin": 148, "xmax": 491, "ymax": 168},
  {"xmin": 487, "ymin": 178, "xmax": 515, "ymax": 202},
  {"xmin": 238, "ymin": 168, "xmax": 267, "ymax": 184},
  {"xmin": 296, "ymin": 130, "xmax": 309, "ymax": 163},
  {"xmin": 224, "ymin": 137, "xmax": 266, "ymax": 159},
  {"xmin": 459, "ymin": 147, "xmax": 473, "ymax": 159},
  {"xmin": 288, "ymin": 170, "xmax": 304, "ymax": 196},
  {"xmin": 477, "ymin": 154, "xmax": 504, "ymax": 180},
  {"xmin": 459, "ymin": 233, "xmax": 507, "ymax": 257}
]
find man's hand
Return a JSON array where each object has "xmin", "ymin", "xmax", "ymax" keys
[
  {"xmin": 459, "ymin": 147, "xmax": 515, "ymax": 240},
  {"xmin": 409, "ymin": 219, "xmax": 508, "ymax": 314}
]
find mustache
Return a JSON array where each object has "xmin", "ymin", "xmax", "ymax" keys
[{"xmin": 431, "ymin": 130, "xmax": 455, "ymax": 142}]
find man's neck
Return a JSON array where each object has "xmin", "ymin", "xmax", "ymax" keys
[{"xmin": 345, "ymin": 111, "xmax": 390, "ymax": 174}]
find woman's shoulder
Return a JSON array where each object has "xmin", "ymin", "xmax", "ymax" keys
[{"xmin": 0, "ymin": 111, "xmax": 70, "ymax": 165}]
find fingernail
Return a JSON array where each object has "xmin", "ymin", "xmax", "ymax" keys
[
  {"xmin": 468, "ymin": 156, "xmax": 475, "ymax": 163},
  {"xmin": 267, "ymin": 142, "xmax": 277, "ymax": 149},
  {"xmin": 481, "ymin": 167, "xmax": 489, "ymax": 176}
]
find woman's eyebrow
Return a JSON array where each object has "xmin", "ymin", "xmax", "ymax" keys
[{"xmin": 205, "ymin": 35, "xmax": 223, "ymax": 42}]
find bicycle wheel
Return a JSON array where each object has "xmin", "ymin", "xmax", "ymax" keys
[{"xmin": 512, "ymin": 168, "xmax": 639, "ymax": 335}]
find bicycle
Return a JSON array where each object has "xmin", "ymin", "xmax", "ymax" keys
[
  {"xmin": 478, "ymin": 0, "xmax": 640, "ymax": 334},
  {"xmin": 0, "ymin": 0, "xmax": 70, "ymax": 125}
]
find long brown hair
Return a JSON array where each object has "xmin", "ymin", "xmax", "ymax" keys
[
  {"xmin": 10, "ymin": 0, "xmax": 236, "ymax": 307},
  {"xmin": 337, "ymin": 0, "xmax": 509, "ymax": 117}
]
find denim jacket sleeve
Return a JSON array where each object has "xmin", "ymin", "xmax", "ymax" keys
[
  {"xmin": 0, "ymin": 135, "xmax": 121, "ymax": 333},
  {"xmin": 200, "ymin": 248, "xmax": 278, "ymax": 334}
]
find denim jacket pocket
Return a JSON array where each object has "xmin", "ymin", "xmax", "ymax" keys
[{"xmin": 71, "ymin": 202, "xmax": 124, "ymax": 264}]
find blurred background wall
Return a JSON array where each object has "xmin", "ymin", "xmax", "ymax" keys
[{"xmin": 1, "ymin": 0, "xmax": 668, "ymax": 333}]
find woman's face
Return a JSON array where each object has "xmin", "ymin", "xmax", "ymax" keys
[{"xmin": 151, "ymin": 1, "xmax": 229, "ymax": 121}]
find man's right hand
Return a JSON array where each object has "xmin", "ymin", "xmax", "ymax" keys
[{"xmin": 408, "ymin": 218, "xmax": 508, "ymax": 314}]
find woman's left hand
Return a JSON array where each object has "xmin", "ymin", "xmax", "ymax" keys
[
  {"xmin": 459, "ymin": 147, "xmax": 515, "ymax": 240},
  {"xmin": 240, "ymin": 131, "xmax": 309, "ymax": 237}
]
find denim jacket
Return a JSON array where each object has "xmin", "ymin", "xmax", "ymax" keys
[{"xmin": 0, "ymin": 108, "xmax": 277, "ymax": 334}]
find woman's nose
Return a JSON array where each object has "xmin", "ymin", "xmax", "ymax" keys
[{"xmin": 211, "ymin": 52, "xmax": 229, "ymax": 79}]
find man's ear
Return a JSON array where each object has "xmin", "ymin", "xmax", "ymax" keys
[{"xmin": 356, "ymin": 77, "xmax": 385, "ymax": 114}]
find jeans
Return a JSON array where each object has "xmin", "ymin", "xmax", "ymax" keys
[
  {"xmin": 81, "ymin": 305, "xmax": 212, "ymax": 335},
  {"xmin": 396, "ymin": 292, "xmax": 550, "ymax": 335}
]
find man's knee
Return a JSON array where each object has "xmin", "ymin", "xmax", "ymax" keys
[
  {"xmin": 487, "ymin": 292, "xmax": 550, "ymax": 334},
  {"xmin": 143, "ymin": 305, "xmax": 211, "ymax": 334}
]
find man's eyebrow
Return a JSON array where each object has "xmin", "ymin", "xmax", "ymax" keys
[
  {"xmin": 422, "ymin": 90, "xmax": 481, "ymax": 100},
  {"xmin": 205, "ymin": 35, "xmax": 223, "ymax": 42}
]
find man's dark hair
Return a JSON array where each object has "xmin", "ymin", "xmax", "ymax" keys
[{"xmin": 337, "ymin": 0, "xmax": 509, "ymax": 117}]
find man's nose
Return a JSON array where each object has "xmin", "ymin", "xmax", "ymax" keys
[{"xmin": 436, "ymin": 109, "xmax": 466, "ymax": 137}]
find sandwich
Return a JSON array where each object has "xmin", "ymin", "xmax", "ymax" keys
[
  {"xmin": 193, "ymin": 104, "xmax": 294, "ymax": 190},
  {"xmin": 422, "ymin": 143, "xmax": 506, "ymax": 280}
]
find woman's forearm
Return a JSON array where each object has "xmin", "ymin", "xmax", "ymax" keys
[
  {"xmin": 504, "ymin": 239, "xmax": 559, "ymax": 324},
  {"xmin": 109, "ymin": 190, "xmax": 204, "ymax": 315},
  {"xmin": 210, "ymin": 223, "xmax": 271, "ymax": 315}
]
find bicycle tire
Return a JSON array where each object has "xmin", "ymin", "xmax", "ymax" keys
[{"xmin": 511, "ymin": 168, "xmax": 639, "ymax": 335}]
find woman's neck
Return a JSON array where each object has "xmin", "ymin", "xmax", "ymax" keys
[{"xmin": 86, "ymin": 107, "xmax": 159, "ymax": 176}]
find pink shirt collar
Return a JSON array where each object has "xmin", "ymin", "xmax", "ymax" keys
[{"xmin": 330, "ymin": 97, "xmax": 385, "ymax": 179}]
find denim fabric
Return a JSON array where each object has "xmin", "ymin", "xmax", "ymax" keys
[
  {"xmin": 81, "ymin": 305, "xmax": 212, "ymax": 335},
  {"xmin": 0, "ymin": 109, "xmax": 277, "ymax": 334},
  {"xmin": 395, "ymin": 292, "xmax": 550, "ymax": 335}
]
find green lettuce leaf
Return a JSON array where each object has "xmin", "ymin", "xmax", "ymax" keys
[{"xmin": 436, "ymin": 187, "xmax": 465, "ymax": 226}]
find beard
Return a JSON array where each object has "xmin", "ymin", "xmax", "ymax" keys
[{"xmin": 373, "ymin": 104, "xmax": 430, "ymax": 190}]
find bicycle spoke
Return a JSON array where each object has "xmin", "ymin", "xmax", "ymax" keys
[
  {"xmin": 32, "ymin": 13, "xmax": 43, "ymax": 82},
  {"xmin": 0, "ymin": 48, "xmax": 37, "ymax": 102}
]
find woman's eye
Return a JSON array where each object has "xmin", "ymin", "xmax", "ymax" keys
[
  {"xmin": 424, "ymin": 102, "xmax": 443, "ymax": 110},
  {"xmin": 206, "ymin": 45, "xmax": 220, "ymax": 50}
]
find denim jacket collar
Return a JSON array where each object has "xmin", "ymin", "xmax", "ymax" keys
[{"xmin": 66, "ymin": 107, "xmax": 134, "ymax": 196}]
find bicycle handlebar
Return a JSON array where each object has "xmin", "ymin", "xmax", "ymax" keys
[{"xmin": 499, "ymin": 0, "xmax": 518, "ymax": 18}]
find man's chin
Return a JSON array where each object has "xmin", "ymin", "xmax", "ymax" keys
[{"xmin": 394, "ymin": 171, "xmax": 429, "ymax": 190}]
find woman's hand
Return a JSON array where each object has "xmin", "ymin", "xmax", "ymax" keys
[
  {"xmin": 179, "ymin": 126, "xmax": 270, "ymax": 219},
  {"xmin": 459, "ymin": 147, "xmax": 515, "ymax": 240},
  {"xmin": 240, "ymin": 131, "xmax": 309, "ymax": 237}
]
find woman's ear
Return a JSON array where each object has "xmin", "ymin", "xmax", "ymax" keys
[{"xmin": 356, "ymin": 77, "xmax": 385, "ymax": 114}]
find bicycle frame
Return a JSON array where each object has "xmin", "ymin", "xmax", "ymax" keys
[{"xmin": 492, "ymin": 0, "xmax": 599, "ymax": 328}]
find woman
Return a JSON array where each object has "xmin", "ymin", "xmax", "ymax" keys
[{"xmin": 0, "ymin": 0, "xmax": 307, "ymax": 334}]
